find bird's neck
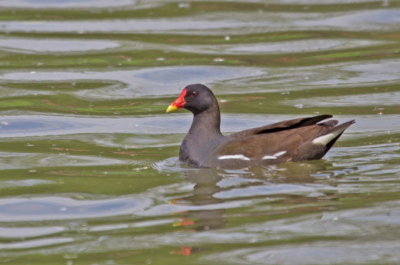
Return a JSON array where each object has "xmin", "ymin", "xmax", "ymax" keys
[
  {"xmin": 179, "ymin": 104, "xmax": 224, "ymax": 166},
  {"xmin": 188, "ymin": 105, "xmax": 222, "ymax": 138}
]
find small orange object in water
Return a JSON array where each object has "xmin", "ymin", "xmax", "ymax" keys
[{"xmin": 171, "ymin": 246, "xmax": 192, "ymax": 256}]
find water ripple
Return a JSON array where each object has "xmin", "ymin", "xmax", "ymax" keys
[
  {"xmin": 1, "ymin": 9, "xmax": 399, "ymax": 34},
  {"xmin": 0, "ymin": 196, "xmax": 152, "ymax": 222},
  {"xmin": 174, "ymin": 39, "xmax": 387, "ymax": 55},
  {"xmin": 0, "ymin": 226, "xmax": 65, "ymax": 239},
  {"xmin": 0, "ymin": 152, "xmax": 127, "ymax": 170},
  {"xmin": 0, "ymin": 0, "xmax": 137, "ymax": 9},
  {"xmin": 0, "ymin": 237, "xmax": 74, "ymax": 250},
  {"xmin": 0, "ymin": 66, "xmax": 264, "ymax": 98},
  {"xmin": 204, "ymin": 241, "xmax": 400, "ymax": 265},
  {"xmin": 0, "ymin": 37, "xmax": 120, "ymax": 53}
]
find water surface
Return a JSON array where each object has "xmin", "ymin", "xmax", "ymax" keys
[{"xmin": 0, "ymin": 1, "xmax": 399, "ymax": 264}]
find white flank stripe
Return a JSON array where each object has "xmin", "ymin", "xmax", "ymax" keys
[
  {"xmin": 262, "ymin": 155, "xmax": 277, "ymax": 160},
  {"xmin": 312, "ymin": 130, "xmax": 342, "ymax": 145},
  {"xmin": 262, "ymin": 150, "xmax": 287, "ymax": 160},
  {"xmin": 218, "ymin": 154, "xmax": 250, "ymax": 160},
  {"xmin": 273, "ymin": 151, "xmax": 287, "ymax": 157}
]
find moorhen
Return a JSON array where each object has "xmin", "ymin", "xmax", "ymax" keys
[{"xmin": 166, "ymin": 84, "xmax": 354, "ymax": 168}]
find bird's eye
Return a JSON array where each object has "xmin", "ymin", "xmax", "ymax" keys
[{"xmin": 192, "ymin": 91, "xmax": 198, "ymax": 96}]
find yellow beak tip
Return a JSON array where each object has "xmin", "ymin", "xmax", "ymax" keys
[{"xmin": 166, "ymin": 105, "xmax": 178, "ymax": 113}]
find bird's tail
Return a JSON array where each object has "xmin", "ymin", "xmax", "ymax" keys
[{"xmin": 313, "ymin": 120, "xmax": 355, "ymax": 151}]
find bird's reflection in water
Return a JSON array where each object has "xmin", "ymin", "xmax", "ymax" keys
[
  {"xmin": 169, "ymin": 168, "xmax": 223, "ymax": 256},
  {"xmin": 170, "ymin": 160, "xmax": 349, "ymax": 255},
  {"xmin": 181, "ymin": 168, "xmax": 225, "ymax": 231},
  {"xmin": 175, "ymin": 160, "xmax": 343, "ymax": 229}
]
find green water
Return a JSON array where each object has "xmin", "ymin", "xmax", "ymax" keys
[{"xmin": 0, "ymin": 1, "xmax": 400, "ymax": 264}]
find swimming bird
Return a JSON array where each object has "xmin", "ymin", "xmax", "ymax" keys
[{"xmin": 166, "ymin": 84, "xmax": 354, "ymax": 168}]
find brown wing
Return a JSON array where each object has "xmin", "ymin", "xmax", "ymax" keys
[
  {"xmin": 211, "ymin": 118, "xmax": 354, "ymax": 166},
  {"xmin": 229, "ymin": 114, "xmax": 332, "ymax": 138},
  {"xmin": 218, "ymin": 124, "xmax": 324, "ymax": 160}
]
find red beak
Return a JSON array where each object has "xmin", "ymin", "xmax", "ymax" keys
[{"xmin": 166, "ymin": 88, "xmax": 187, "ymax": 112}]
